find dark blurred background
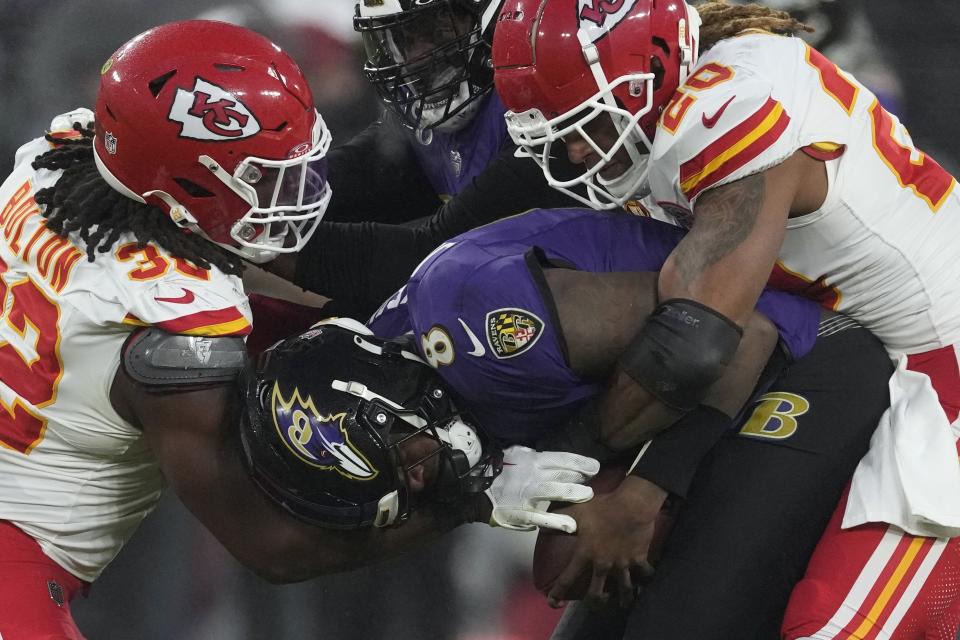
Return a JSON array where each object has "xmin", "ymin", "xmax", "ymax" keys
[
  {"xmin": 2, "ymin": 0, "xmax": 958, "ymax": 177},
  {"xmin": 0, "ymin": 0, "xmax": 380, "ymax": 174},
  {"xmin": 2, "ymin": 0, "xmax": 958, "ymax": 638}
]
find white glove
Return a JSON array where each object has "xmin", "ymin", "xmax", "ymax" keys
[{"xmin": 485, "ymin": 446, "xmax": 600, "ymax": 534}]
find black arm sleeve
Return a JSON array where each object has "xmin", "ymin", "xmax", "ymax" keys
[
  {"xmin": 628, "ymin": 342, "xmax": 792, "ymax": 498},
  {"xmin": 293, "ymin": 131, "xmax": 585, "ymax": 317},
  {"xmin": 413, "ymin": 137, "xmax": 585, "ymax": 241},
  {"xmin": 292, "ymin": 220, "xmax": 429, "ymax": 319},
  {"xmin": 321, "ymin": 113, "xmax": 442, "ymax": 225},
  {"xmin": 627, "ymin": 405, "xmax": 734, "ymax": 498}
]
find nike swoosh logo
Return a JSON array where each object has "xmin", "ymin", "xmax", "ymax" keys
[
  {"xmin": 702, "ymin": 95, "xmax": 736, "ymax": 129},
  {"xmin": 458, "ymin": 318, "xmax": 486, "ymax": 357},
  {"xmin": 154, "ymin": 288, "xmax": 196, "ymax": 305}
]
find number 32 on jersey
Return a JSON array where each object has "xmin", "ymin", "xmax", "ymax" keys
[{"xmin": 0, "ymin": 256, "xmax": 63, "ymax": 454}]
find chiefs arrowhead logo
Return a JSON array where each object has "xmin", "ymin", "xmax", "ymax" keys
[
  {"xmin": 168, "ymin": 77, "xmax": 261, "ymax": 141},
  {"xmin": 578, "ymin": 0, "xmax": 640, "ymax": 44}
]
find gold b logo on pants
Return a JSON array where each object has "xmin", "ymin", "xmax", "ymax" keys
[{"xmin": 739, "ymin": 392, "xmax": 810, "ymax": 440}]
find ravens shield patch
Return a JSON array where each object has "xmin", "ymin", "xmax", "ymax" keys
[{"xmin": 485, "ymin": 308, "xmax": 544, "ymax": 359}]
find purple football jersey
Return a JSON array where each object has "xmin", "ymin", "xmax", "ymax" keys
[
  {"xmin": 411, "ymin": 92, "xmax": 508, "ymax": 197},
  {"xmin": 369, "ymin": 208, "xmax": 819, "ymax": 443}
]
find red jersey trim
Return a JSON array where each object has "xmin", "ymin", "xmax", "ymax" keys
[
  {"xmin": 802, "ymin": 142, "xmax": 846, "ymax": 161},
  {"xmin": 767, "ymin": 261, "xmax": 842, "ymax": 311},
  {"xmin": 680, "ymin": 97, "xmax": 791, "ymax": 200},
  {"xmin": 122, "ymin": 306, "xmax": 251, "ymax": 336}
]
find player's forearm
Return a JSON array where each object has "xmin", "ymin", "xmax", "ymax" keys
[
  {"xmin": 596, "ymin": 370, "xmax": 684, "ymax": 451},
  {"xmin": 418, "ymin": 142, "xmax": 583, "ymax": 241},
  {"xmin": 291, "ymin": 221, "xmax": 433, "ymax": 316},
  {"xmin": 699, "ymin": 310, "xmax": 779, "ymax": 416},
  {"xmin": 180, "ymin": 444, "xmax": 470, "ymax": 583},
  {"xmin": 658, "ymin": 171, "xmax": 784, "ymax": 327},
  {"xmin": 600, "ymin": 308, "xmax": 777, "ymax": 447}
]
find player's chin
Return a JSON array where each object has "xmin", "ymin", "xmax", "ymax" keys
[{"xmin": 598, "ymin": 163, "xmax": 627, "ymax": 182}]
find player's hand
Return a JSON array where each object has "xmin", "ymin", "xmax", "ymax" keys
[
  {"xmin": 547, "ymin": 475, "xmax": 667, "ymax": 609},
  {"xmin": 485, "ymin": 446, "xmax": 599, "ymax": 533}
]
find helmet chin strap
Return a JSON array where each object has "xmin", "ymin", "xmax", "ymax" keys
[
  {"xmin": 597, "ymin": 152, "xmax": 651, "ymax": 201},
  {"xmin": 188, "ymin": 215, "xmax": 278, "ymax": 265},
  {"xmin": 435, "ymin": 418, "xmax": 482, "ymax": 467},
  {"xmin": 417, "ymin": 80, "xmax": 484, "ymax": 143},
  {"xmin": 679, "ymin": 3, "xmax": 703, "ymax": 85}
]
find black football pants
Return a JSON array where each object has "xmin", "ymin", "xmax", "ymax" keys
[{"xmin": 551, "ymin": 318, "xmax": 894, "ymax": 640}]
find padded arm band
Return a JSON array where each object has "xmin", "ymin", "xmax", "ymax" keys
[
  {"xmin": 122, "ymin": 328, "xmax": 247, "ymax": 387},
  {"xmin": 619, "ymin": 299, "xmax": 743, "ymax": 412}
]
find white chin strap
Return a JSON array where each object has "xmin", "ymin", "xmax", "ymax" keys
[
  {"xmin": 418, "ymin": 80, "xmax": 483, "ymax": 141},
  {"xmin": 310, "ymin": 316, "xmax": 374, "ymax": 335},
  {"xmin": 598, "ymin": 153, "xmax": 651, "ymax": 201},
  {"xmin": 436, "ymin": 418, "xmax": 482, "ymax": 467},
  {"xmin": 374, "ymin": 491, "xmax": 401, "ymax": 528}
]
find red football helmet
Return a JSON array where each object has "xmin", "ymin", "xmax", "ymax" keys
[
  {"xmin": 493, "ymin": 0, "xmax": 700, "ymax": 209},
  {"xmin": 93, "ymin": 20, "xmax": 332, "ymax": 263}
]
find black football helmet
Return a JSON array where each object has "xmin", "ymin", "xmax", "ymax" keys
[
  {"xmin": 354, "ymin": 0, "xmax": 503, "ymax": 133},
  {"xmin": 239, "ymin": 318, "xmax": 501, "ymax": 529}
]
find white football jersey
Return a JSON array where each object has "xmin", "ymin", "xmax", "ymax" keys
[
  {"xmin": 649, "ymin": 32, "xmax": 960, "ymax": 356},
  {"xmin": 0, "ymin": 136, "xmax": 251, "ymax": 581}
]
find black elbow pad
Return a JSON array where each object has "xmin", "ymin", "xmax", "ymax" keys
[{"xmin": 618, "ymin": 299, "xmax": 743, "ymax": 411}]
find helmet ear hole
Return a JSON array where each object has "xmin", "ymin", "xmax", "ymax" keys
[
  {"xmin": 651, "ymin": 36, "xmax": 671, "ymax": 56},
  {"xmin": 148, "ymin": 70, "xmax": 177, "ymax": 97},
  {"xmin": 173, "ymin": 178, "xmax": 214, "ymax": 198},
  {"xmin": 650, "ymin": 55, "xmax": 666, "ymax": 90}
]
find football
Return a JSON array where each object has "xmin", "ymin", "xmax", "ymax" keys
[{"xmin": 531, "ymin": 464, "xmax": 676, "ymax": 599}]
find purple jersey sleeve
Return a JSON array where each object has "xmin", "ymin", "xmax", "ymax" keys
[
  {"xmin": 755, "ymin": 288, "xmax": 820, "ymax": 359},
  {"xmin": 379, "ymin": 208, "xmax": 820, "ymax": 444},
  {"xmin": 398, "ymin": 209, "xmax": 689, "ymax": 442},
  {"xmin": 407, "ymin": 243, "xmax": 599, "ymax": 443},
  {"xmin": 367, "ymin": 285, "xmax": 413, "ymax": 338}
]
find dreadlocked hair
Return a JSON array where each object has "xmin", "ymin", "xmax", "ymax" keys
[
  {"xmin": 30, "ymin": 123, "xmax": 245, "ymax": 276},
  {"xmin": 695, "ymin": 1, "xmax": 814, "ymax": 51}
]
